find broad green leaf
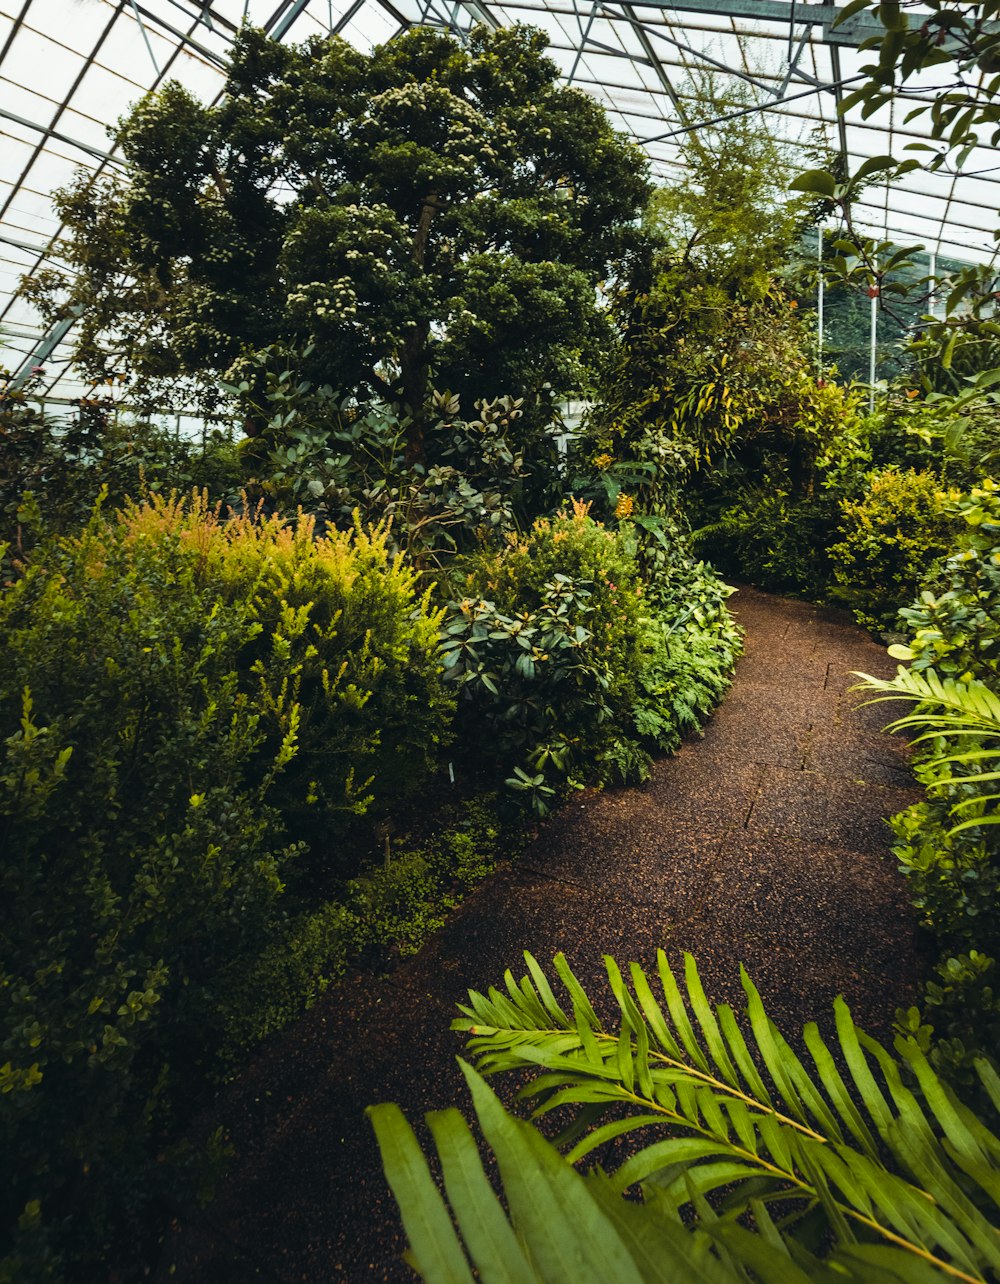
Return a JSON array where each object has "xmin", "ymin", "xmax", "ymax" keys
[
  {"xmin": 461, "ymin": 1061, "xmax": 646, "ymax": 1284},
  {"xmin": 427, "ymin": 1109, "xmax": 539, "ymax": 1284},
  {"xmin": 790, "ymin": 169, "xmax": 838, "ymax": 197},
  {"xmin": 367, "ymin": 1103, "xmax": 475, "ymax": 1283}
]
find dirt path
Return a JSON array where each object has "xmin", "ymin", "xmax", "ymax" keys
[{"xmin": 164, "ymin": 587, "xmax": 924, "ymax": 1282}]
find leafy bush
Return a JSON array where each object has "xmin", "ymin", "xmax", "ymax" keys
[
  {"xmin": 218, "ymin": 793, "xmax": 507, "ymax": 1060},
  {"xmin": 897, "ymin": 951, "xmax": 1000, "ymax": 1117},
  {"xmin": 692, "ymin": 477, "xmax": 841, "ymax": 595},
  {"xmin": 371, "ymin": 950, "xmax": 1000, "ymax": 1281},
  {"xmin": 891, "ymin": 481, "xmax": 1000, "ymax": 682},
  {"xmin": 442, "ymin": 503, "xmax": 647, "ymax": 806},
  {"xmin": 889, "ymin": 796, "xmax": 1000, "ymax": 941},
  {"xmin": 234, "ymin": 349, "xmax": 559, "ymax": 566},
  {"xmin": 441, "ymin": 503, "xmax": 740, "ymax": 809},
  {"xmin": 216, "ymin": 901, "xmax": 364, "ymax": 1055},
  {"xmin": 858, "ymin": 666, "xmax": 1000, "ymax": 1107},
  {"xmin": 113, "ymin": 495, "xmax": 452, "ymax": 862},
  {"xmin": 0, "ymin": 494, "xmax": 450, "ymax": 1278},
  {"xmin": 628, "ymin": 556, "xmax": 741, "ymax": 751},
  {"xmin": 831, "ymin": 467, "xmax": 957, "ymax": 633}
]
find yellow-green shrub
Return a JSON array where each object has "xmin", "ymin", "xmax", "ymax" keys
[
  {"xmin": 831, "ymin": 468, "xmax": 959, "ymax": 632},
  {"xmin": 0, "ymin": 494, "xmax": 451, "ymax": 1277}
]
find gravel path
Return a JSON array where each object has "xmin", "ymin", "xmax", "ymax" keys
[{"xmin": 163, "ymin": 587, "xmax": 924, "ymax": 1283}]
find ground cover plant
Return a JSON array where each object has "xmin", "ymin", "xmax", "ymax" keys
[{"xmin": 371, "ymin": 949, "xmax": 1000, "ymax": 1282}]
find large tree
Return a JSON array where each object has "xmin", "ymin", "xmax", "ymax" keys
[{"xmin": 32, "ymin": 24, "xmax": 649, "ymax": 450}]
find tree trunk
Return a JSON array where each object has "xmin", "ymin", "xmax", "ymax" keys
[{"xmin": 401, "ymin": 195, "xmax": 438, "ymax": 465}]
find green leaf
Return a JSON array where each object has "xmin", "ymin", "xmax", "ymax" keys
[
  {"xmin": 790, "ymin": 169, "xmax": 838, "ymax": 198},
  {"xmin": 461, "ymin": 1061, "xmax": 646, "ymax": 1284},
  {"xmin": 426, "ymin": 1109, "xmax": 539, "ymax": 1284},
  {"xmin": 852, "ymin": 154, "xmax": 899, "ymax": 182},
  {"xmin": 367, "ymin": 1103, "xmax": 475, "ymax": 1283}
]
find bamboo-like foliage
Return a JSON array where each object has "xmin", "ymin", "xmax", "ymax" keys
[
  {"xmin": 855, "ymin": 667, "xmax": 1000, "ymax": 835},
  {"xmin": 369, "ymin": 951, "xmax": 1000, "ymax": 1283}
]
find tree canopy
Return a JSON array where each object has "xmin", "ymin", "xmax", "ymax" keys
[{"xmin": 33, "ymin": 24, "xmax": 650, "ymax": 442}]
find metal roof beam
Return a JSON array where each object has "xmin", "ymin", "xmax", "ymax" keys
[
  {"xmin": 0, "ymin": 105, "xmax": 120, "ymax": 166},
  {"xmin": 602, "ymin": 0, "xmax": 885, "ymax": 47},
  {"xmin": 8, "ymin": 304, "xmax": 83, "ymax": 390}
]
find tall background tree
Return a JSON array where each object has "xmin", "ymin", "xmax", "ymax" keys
[{"xmin": 29, "ymin": 23, "xmax": 650, "ymax": 454}]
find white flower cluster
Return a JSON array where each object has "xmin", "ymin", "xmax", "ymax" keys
[{"xmin": 288, "ymin": 276, "xmax": 359, "ymax": 321}]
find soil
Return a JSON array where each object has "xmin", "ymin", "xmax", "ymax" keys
[{"xmin": 159, "ymin": 586, "xmax": 925, "ymax": 1283}]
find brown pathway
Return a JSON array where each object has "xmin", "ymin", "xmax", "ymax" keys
[{"xmin": 163, "ymin": 587, "xmax": 925, "ymax": 1283}]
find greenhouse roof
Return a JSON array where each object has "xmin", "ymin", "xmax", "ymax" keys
[{"xmin": 2, "ymin": 0, "xmax": 996, "ymax": 400}]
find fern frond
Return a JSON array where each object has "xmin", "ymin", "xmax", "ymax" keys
[
  {"xmin": 450, "ymin": 951, "xmax": 1000, "ymax": 1282},
  {"xmin": 853, "ymin": 667, "xmax": 1000, "ymax": 834}
]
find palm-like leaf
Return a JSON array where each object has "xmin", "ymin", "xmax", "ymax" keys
[
  {"xmin": 371, "ymin": 952, "xmax": 1000, "ymax": 1283},
  {"xmin": 854, "ymin": 667, "xmax": 1000, "ymax": 835}
]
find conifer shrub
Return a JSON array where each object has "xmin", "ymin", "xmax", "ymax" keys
[
  {"xmin": 830, "ymin": 467, "xmax": 958, "ymax": 632},
  {"xmin": 0, "ymin": 494, "xmax": 450, "ymax": 1278}
]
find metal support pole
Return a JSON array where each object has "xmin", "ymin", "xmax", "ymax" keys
[
  {"xmin": 869, "ymin": 274, "xmax": 878, "ymax": 415},
  {"xmin": 8, "ymin": 305, "xmax": 84, "ymax": 391},
  {"xmin": 929, "ymin": 249, "xmax": 937, "ymax": 319},
  {"xmin": 817, "ymin": 224, "xmax": 824, "ymax": 375}
]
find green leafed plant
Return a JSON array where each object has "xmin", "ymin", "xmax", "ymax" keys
[
  {"xmin": 855, "ymin": 665, "xmax": 1000, "ymax": 837},
  {"xmin": 370, "ymin": 950, "xmax": 1000, "ymax": 1283},
  {"xmin": 831, "ymin": 468, "xmax": 958, "ymax": 634}
]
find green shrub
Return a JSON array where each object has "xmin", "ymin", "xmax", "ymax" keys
[
  {"xmin": 0, "ymin": 494, "xmax": 450, "ymax": 1278},
  {"xmin": 859, "ymin": 665, "xmax": 1000, "ymax": 1109},
  {"xmin": 443, "ymin": 503, "xmax": 739, "ymax": 807},
  {"xmin": 897, "ymin": 951, "xmax": 1000, "ymax": 1117},
  {"xmin": 218, "ymin": 794, "xmax": 506, "ymax": 1061},
  {"xmin": 111, "ymin": 494, "xmax": 453, "ymax": 864},
  {"xmin": 442, "ymin": 502, "xmax": 649, "ymax": 805},
  {"xmin": 217, "ymin": 901, "xmax": 363, "ymax": 1055},
  {"xmin": 692, "ymin": 479, "xmax": 841, "ymax": 595},
  {"xmin": 831, "ymin": 467, "xmax": 957, "ymax": 633},
  {"xmin": 348, "ymin": 854, "xmax": 444, "ymax": 958},
  {"xmin": 891, "ymin": 480, "xmax": 1000, "ymax": 681},
  {"xmin": 890, "ymin": 795, "xmax": 1000, "ymax": 944},
  {"xmin": 626, "ymin": 548, "xmax": 741, "ymax": 753}
]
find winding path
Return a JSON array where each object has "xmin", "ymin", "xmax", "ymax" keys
[{"xmin": 165, "ymin": 587, "xmax": 924, "ymax": 1282}]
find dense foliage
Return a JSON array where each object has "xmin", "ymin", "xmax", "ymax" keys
[
  {"xmin": 0, "ymin": 379, "xmax": 240, "ymax": 559},
  {"xmin": 372, "ymin": 950, "xmax": 1000, "ymax": 1282},
  {"xmin": 442, "ymin": 502, "xmax": 740, "ymax": 809},
  {"xmin": 580, "ymin": 77, "xmax": 869, "ymax": 603},
  {"xmin": 0, "ymin": 494, "xmax": 450, "ymax": 1278},
  {"xmin": 856, "ymin": 483, "xmax": 1000, "ymax": 1105},
  {"xmin": 32, "ymin": 24, "xmax": 649, "ymax": 443},
  {"xmin": 830, "ymin": 467, "xmax": 958, "ymax": 633},
  {"xmin": 234, "ymin": 353, "xmax": 559, "ymax": 567}
]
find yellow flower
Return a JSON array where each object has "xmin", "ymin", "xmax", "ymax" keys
[
  {"xmin": 614, "ymin": 493, "xmax": 634, "ymax": 519},
  {"xmin": 593, "ymin": 452, "xmax": 614, "ymax": 470}
]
